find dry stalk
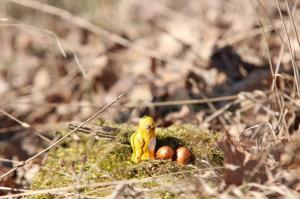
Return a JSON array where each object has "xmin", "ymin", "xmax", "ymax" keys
[
  {"xmin": 285, "ymin": 0, "xmax": 300, "ymax": 48},
  {"xmin": 275, "ymin": 0, "xmax": 300, "ymax": 96},
  {"xmin": 0, "ymin": 109, "xmax": 52, "ymax": 142}
]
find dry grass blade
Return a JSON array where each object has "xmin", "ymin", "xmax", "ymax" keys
[
  {"xmin": 0, "ymin": 93, "xmax": 124, "ymax": 181},
  {"xmin": 0, "ymin": 186, "xmax": 28, "ymax": 192},
  {"xmin": 253, "ymin": 2, "xmax": 285, "ymax": 139},
  {"xmin": 0, "ymin": 108, "xmax": 55, "ymax": 143},
  {"xmin": 285, "ymin": 0, "xmax": 300, "ymax": 48},
  {"xmin": 201, "ymin": 100, "xmax": 236, "ymax": 126},
  {"xmin": 219, "ymin": 23, "xmax": 282, "ymax": 47},
  {"xmin": 0, "ymin": 158, "xmax": 21, "ymax": 164},
  {"xmin": 256, "ymin": 0, "xmax": 287, "ymax": 46},
  {"xmin": 275, "ymin": 0, "xmax": 300, "ymax": 96},
  {"xmin": 0, "ymin": 109, "xmax": 30, "ymax": 128}
]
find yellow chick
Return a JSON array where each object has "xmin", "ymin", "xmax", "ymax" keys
[{"xmin": 130, "ymin": 116, "xmax": 156, "ymax": 163}]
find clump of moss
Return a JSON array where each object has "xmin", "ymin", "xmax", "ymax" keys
[
  {"xmin": 156, "ymin": 124, "xmax": 223, "ymax": 166},
  {"xmin": 31, "ymin": 120, "xmax": 223, "ymax": 198}
]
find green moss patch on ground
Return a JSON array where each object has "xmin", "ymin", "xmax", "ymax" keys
[{"xmin": 30, "ymin": 120, "xmax": 223, "ymax": 198}]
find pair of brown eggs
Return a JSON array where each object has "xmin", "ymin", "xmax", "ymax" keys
[{"xmin": 156, "ymin": 146, "xmax": 191, "ymax": 166}]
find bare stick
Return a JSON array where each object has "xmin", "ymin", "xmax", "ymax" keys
[
  {"xmin": 256, "ymin": 0, "xmax": 287, "ymax": 47},
  {"xmin": 0, "ymin": 158, "xmax": 21, "ymax": 164},
  {"xmin": 219, "ymin": 23, "xmax": 282, "ymax": 47},
  {"xmin": 0, "ymin": 109, "xmax": 30, "ymax": 128},
  {"xmin": 201, "ymin": 100, "xmax": 238, "ymax": 126},
  {"xmin": 0, "ymin": 93, "xmax": 124, "ymax": 181},
  {"xmin": 0, "ymin": 186, "xmax": 28, "ymax": 192},
  {"xmin": 0, "ymin": 109, "xmax": 52, "ymax": 143},
  {"xmin": 67, "ymin": 121, "xmax": 120, "ymax": 139}
]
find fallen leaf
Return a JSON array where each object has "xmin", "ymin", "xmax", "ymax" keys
[{"xmin": 218, "ymin": 130, "xmax": 267, "ymax": 186}]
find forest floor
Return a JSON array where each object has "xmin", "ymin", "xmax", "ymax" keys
[{"xmin": 1, "ymin": 0, "xmax": 300, "ymax": 198}]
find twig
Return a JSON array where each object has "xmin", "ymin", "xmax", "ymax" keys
[
  {"xmin": 242, "ymin": 92, "xmax": 279, "ymax": 116},
  {"xmin": 0, "ymin": 122, "xmax": 66, "ymax": 134},
  {"xmin": 0, "ymin": 186, "xmax": 28, "ymax": 192},
  {"xmin": 0, "ymin": 109, "xmax": 52, "ymax": 143},
  {"xmin": 0, "ymin": 158, "xmax": 21, "ymax": 164},
  {"xmin": 110, "ymin": 183, "xmax": 126, "ymax": 199},
  {"xmin": 275, "ymin": 0, "xmax": 300, "ymax": 96},
  {"xmin": 201, "ymin": 100, "xmax": 237, "ymax": 126},
  {"xmin": 218, "ymin": 23, "xmax": 282, "ymax": 47},
  {"xmin": 125, "ymin": 95, "xmax": 238, "ymax": 108},
  {"xmin": 0, "ymin": 109, "xmax": 30, "ymax": 128},
  {"xmin": 67, "ymin": 121, "xmax": 120, "ymax": 139},
  {"xmin": 0, "ymin": 93, "xmax": 124, "ymax": 181}
]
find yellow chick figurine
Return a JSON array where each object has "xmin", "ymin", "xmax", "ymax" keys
[{"xmin": 130, "ymin": 116, "xmax": 156, "ymax": 163}]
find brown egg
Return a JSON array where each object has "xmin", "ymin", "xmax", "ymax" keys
[
  {"xmin": 156, "ymin": 146, "xmax": 174, "ymax": 160},
  {"xmin": 176, "ymin": 147, "xmax": 191, "ymax": 166}
]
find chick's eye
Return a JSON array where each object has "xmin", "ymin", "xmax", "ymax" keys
[{"xmin": 146, "ymin": 125, "xmax": 151, "ymax": 129}]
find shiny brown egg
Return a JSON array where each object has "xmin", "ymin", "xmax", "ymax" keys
[
  {"xmin": 176, "ymin": 147, "xmax": 191, "ymax": 166},
  {"xmin": 156, "ymin": 146, "xmax": 174, "ymax": 160}
]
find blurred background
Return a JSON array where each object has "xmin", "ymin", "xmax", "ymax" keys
[{"xmin": 1, "ymin": 0, "xmax": 300, "ymax": 193}]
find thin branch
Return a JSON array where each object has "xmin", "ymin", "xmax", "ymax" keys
[
  {"xmin": 0, "ymin": 158, "xmax": 21, "ymax": 164},
  {"xmin": 0, "ymin": 186, "xmax": 28, "ymax": 192},
  {"xmin": 0, "ymin": 109, "xmax": 30, "ymax": 128},
  {"xmin": 0, "ymin": 109, "xmax": 52, "ymax": 143}
]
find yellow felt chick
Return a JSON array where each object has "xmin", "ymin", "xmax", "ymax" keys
[{"xmin": 130, "ymin": 116, "xmax": 156, "ymax": 163}]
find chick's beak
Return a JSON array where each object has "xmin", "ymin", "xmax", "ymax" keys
[{"xmin": 146, "ymin": 124, "xmax": 155, "ymax": 131}]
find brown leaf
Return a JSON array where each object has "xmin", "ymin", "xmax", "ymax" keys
[
  {"xmin": 0, "ymin": 167, "xmax": 17, "ymax": 195},
  {"xmin": 218, "ymin": 131, "xmax": 267, "ymax": 186},
  {"xmin": 280, "ymin": 137, "xmax": 300, "ymax": 173}
]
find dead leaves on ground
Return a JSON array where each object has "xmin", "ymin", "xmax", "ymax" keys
[
  {"xmin": 218, "ymin": 130, "xmax": 300, "ymax": 191},
  {"xmin": 218, "ymin": 130, "xmax": 267, "ymax": 186}
]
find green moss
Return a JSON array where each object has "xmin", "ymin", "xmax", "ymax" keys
[
  {"xmin": 155, "ymin": 124, "xmax": 223, "ymax": 166},
  {"xmin": 30, "ymin": 120, "xmax": 223, "ymax": 198}
]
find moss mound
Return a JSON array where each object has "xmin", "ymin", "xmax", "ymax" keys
[{"xmin": 30, "ymin": 120, "xmax": 223, "ymax": 198}]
